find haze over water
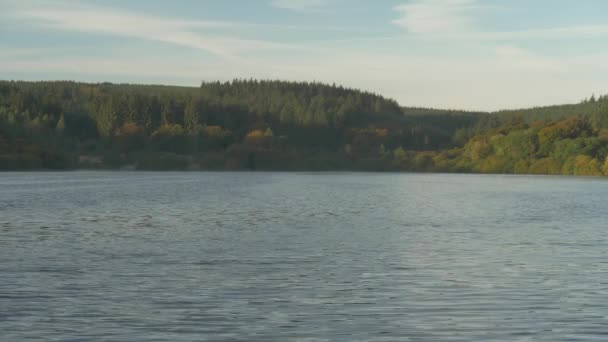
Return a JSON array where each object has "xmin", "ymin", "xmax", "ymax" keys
[{"xmin": 2, "ymin": 172, "xmax": 608, "ymax": 341}]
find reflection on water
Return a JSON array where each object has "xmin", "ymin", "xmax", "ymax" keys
[{"xmin": 2, "ymin": 172, "xmax": 608, "ymax": 341}]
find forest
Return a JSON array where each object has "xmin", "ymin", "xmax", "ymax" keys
[{"xmin": 1, "ymin": 79, "xmax": 607, "ymax": 175}]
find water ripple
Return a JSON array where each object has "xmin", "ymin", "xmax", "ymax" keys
[{"xmin": 1, "ymin": 172, "xmax": 608, "ymax": 341}]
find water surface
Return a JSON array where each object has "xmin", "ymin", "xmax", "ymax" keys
[{"xmin": 2, "ymin": 172, "xmax": 608, "ymax": 341}]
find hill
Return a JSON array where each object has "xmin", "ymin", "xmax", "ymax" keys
[
  {"xmin": 0, "ymin": 80, "xmax": 483, "ymax": 170},
  {"xmin": 495, "ymin": 95, "xmax": 608, "ymax": 126},
  {"xmin": 0, "ymin": 79, "xmax": 607, "ymax": 174}
]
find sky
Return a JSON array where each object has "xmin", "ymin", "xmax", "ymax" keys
[{"xmin": 1, "ymin": 0, "xmax": 608, "ymax": 111}]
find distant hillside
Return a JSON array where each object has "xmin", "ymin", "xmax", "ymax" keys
[
  {"xmin": 495, "ymin": 95, "xmax": 608, "ymax": 126},
  {"xmin": 0, "ymin": 79, "xmax": 606, "ymax": 174},
  {"xmin": 0, "ymin": 80, "xmax": 483, "ymax": 170}
]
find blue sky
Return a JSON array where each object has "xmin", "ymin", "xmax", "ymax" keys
[{"xmin": 1, "ymin": 0, "xmax": 608, "ymax": 110}]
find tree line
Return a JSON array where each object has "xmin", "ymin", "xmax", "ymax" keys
[{"xmin": 0, "ymin": 79, "xmax": 607, "ymax": 174}]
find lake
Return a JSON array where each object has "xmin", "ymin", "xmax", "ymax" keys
[{"xmin": 1, "ymin": 172, "xmax": 608, "ymax": 341}]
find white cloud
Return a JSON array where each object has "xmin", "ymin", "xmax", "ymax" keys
[
  {"xmin": 270, "ymin": 0, "xmax": 330, "ymax": 12},
  {"xmin": 393, "ymin": 0, "xmax": 608, "ymax": 41},
  {"xmin": 7, "ymin": 1, "xmax": 305, "ymax": 59},
  {"xmin": 393, "ymin": 0, "xmax": 477, "ymax": 34},
  {"xmin": 485, "ymin": 25, "xmax": 608, "ymax": 40}
]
